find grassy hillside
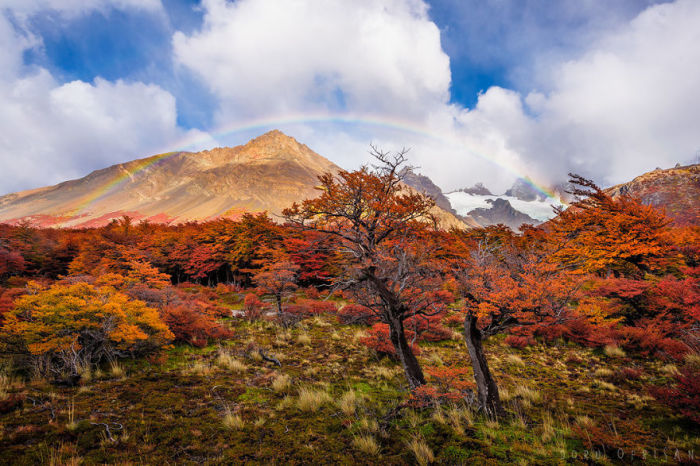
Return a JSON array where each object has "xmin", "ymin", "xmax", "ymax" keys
[{"xmin": 1, "ymin": 292, "xmax": 698, "ymax": 465}]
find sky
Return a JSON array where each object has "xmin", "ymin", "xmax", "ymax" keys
[{"xmin": 1, "ymin": 0, "xmax": 698, "ymax": 196}]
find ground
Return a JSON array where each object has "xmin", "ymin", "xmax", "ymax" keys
[{"xmin": 1, "ymin": 302, "xmax": 698, "ymax": 465}]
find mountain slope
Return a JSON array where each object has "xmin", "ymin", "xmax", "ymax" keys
[
  {"xmin": 606, "ymin": 163, "xmax": 699, "ymax": 226},
  {"xmin": 0, "ymin": 131, "xmax": 468, "ymax": 229},
  {"xmin": 467, "ymin": 198, "xmax": 539, "ymax": 230}
]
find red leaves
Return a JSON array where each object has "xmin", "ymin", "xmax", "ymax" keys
[
  {"xmin": 409, "ymin": 366, "xmax": 475, "ymax": 407},
  {"xmin": 243, "ymin": 293, "xmax": 265, "ymax": 321},
  {"xmin": 160, "ymin": 305, "xmax": 233, "ymax": 348},
  {"xmin": 360, "ymin": 323, "xmax": 421, "ymax": 357},
  {"xmin": 337, "ymin": 303, "xmax": 379, "ymax": 325},
  {"xmin": 649, "ymin": 364, "xmax": 700, "ymax": 425}
]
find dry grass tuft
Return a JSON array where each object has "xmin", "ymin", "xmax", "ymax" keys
[
  {"xmin": 406, "ymin": 436, "xmax": 434, "ymax": 466},
  {"xmin": 296, "ymin": 332, "xmax": 312, "ymax": 345},
  {"xmin": 603, "ymin": 345, "xmax": 626, "ymax": 358},
  {"xmin": 356, "ymin": 417, "xmax": 379, "ymax": 433},
  {"xmin": 296, "ymin": 386, "xmax": 333, "ymax": 412},
  {"xmin": 594, "ymin": 367, "xmax": 613, "ymax": 377},
  {"xmin": 506, "ymin": 354, "xmax": 526, "ymax": 366},
  {"xmin": 593, "ymin": 379, "xmax": 617, "ymax": 391},
  {"xmin": 352, "ymin": 434, "xmax": 381, "ymax": 455},
  {"xmin": 110, "ymin": 362, "xmax": 125, "ymax": 378},
  {"xmin": 684, "ymin": 352, "xmax": 700, "ymax": 367},
  {"xmin": 513, "ymin": 385, "xmax": 541, "ymax": 404},
  {"xmin": 575, "ymin": 415, "xmax": 595, "ymax": 428},
  {"xmin": 272, "ymin": 373, "xmax": 292, "ymax": 392},
  {"xmin": 182, "ymin": 360, "xmax": 213, "ymax": 376},
  {"xmin": 217, "ymin": 351, "xmax": 247, "ymax": 372},
  {"xmin": 222, "ymin": 407, "xmax": 245, "ymax": 429},
  {"xmin": 338, "ymin": 390, "xmax": 360, "ymax": 415},
  {"xmin": 540, "ymin": 412, "xmax": 555, "ymax": 443},
  {"xmin": 65, "ymin": 399, "xmax": 78, "ymax": 431},
  {"xmin": 660, "ymin": 364, "xmax": 680, "ymax": 377}
]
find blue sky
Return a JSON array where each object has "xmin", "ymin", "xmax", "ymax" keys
[
  {"xmin": 1, "ymin": 0, "xmax": 698, "ymax": 194},
  {"xmin": 20, "ymin": 0, "xmax": 664, "ymax": 127}
]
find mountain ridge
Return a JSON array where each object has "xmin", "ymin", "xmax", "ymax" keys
[{"xmin": 0, "ymin": 131, "xmax": 468, "ymax": 229}]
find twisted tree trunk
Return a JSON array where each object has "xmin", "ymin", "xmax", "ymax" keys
[
  {"xmin": 464, "ymin": 312, "xmax": 504, "ymax": 419},
  {"xmin": 389, "ymin": 316, "xmax": 426, "ymax": 389}
]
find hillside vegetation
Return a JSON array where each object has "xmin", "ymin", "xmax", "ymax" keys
[{"xmin": 0, "ymin": 153, "xmax": 698, "ymax": 464}]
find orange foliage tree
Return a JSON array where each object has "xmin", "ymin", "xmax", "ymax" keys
[
  {"xmin": 250, "ymin": 247, "xmax": 299, "ymax": 317},
  {"xmin": 284, "ymin": 147, "xmax": 446, "ymax": 389},
  {"xmin": 0, "ymin": 282, "xmax": 173, "ymax": 377},
  {"xmin": 447, "ymin": 223, "xmax": 586, "ymax": 417}
]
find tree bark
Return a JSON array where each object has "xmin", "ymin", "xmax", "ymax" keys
[
  {"xmin": 463, "ymin": 312, "xmax": 504, "ymax": 419},
  {"xmin": 388, "ymin": 316, "xmax": 426, "ymax": 389},
  {"xmin": 275, "ymin": 294, "xmax": 283, "ymax": 316}
]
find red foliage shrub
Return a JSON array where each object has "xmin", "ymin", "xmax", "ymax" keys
[
  {"xmin": 359, "ymin": 323, "xmax": 421, "ymax": 357},
  {"xmin": 408, "ymin": 367, "xmax": 476, "ymax": 407},
  {"xmin": 304, "ymin": 286, "xmax": 320, "ymax": 300},
  {"xmin": 648, "ymin": 364, "xmax": 700, "ymax": 425},
  {"xmin": 0, "ymin": 288, "xmax": 25, "ymax": 324},
  {"xmin": 442, "ymin": 312, "xmax": 464, "ymax": 327},
  {"xmin": 284, "ymin": 303, "xmax": 312, "ymax": 316},
  {"xmin": 532, "ymin": 315, "xmax": 618, "ymax": 348},
  {"xmin": 617, "ymin": 325, "xmax": 691, "ymax": 361},
  {"xmin": 243, "ymin": 293, "xmax": 266, "ymax": 321},
  {"xmin": 297, "ymin": 298, "xmax": 338, "ymax": 315},
  {"xmin": 615, "ymin": 367, "xmax": 643, "ymax": 382},
  {"xmin": 336, "ymin": 303, "xmax": 379, "ymax": 325},
  {"xmin": 284, "ymin": 299, "xmax": 338, "ymax": 317},
  {"xmin": 404, "ymin": 314, "xmax": 453, "ymax": 342},
  {"xmin": 160, "ymin": 305, "xmax": 233, "ymax": 347},
  {"xmin": 408, "ymin": 385, "xmax": 441, "ymax": 408},
  {"xmin": 505, "ymin": 335, "xmax": 534, "ymax": 349}
]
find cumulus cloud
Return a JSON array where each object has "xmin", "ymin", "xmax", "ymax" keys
[
  {"xmin": 521, "ymin": 0, "xmax": 700, "ymax": 183},
  {"xmin": 173, "ymin": 0, "xmax": 450, "ymax": 120},
  {"xmin": 0, "ymin": 2, "xmax": 209, "ymax": 194},
  {"xmin": 171, "ymin": 0, "xmax": 700, "ymax": 193},
  {"xmin": 2, "ymin": 0, "xmax": 698, "ymax": 196}
]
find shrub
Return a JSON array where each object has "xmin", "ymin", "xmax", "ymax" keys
[
  {"xmin": 409, "ymin": 366, "xmax": 475, "ymax": 407},
  {"xmin": 504, "ymin": 335, "xmax": 534, "ymax": 349},
  {"xmin": 359, "ymin": 323, "xmax": 421, "ymax": 357},
  {"xmin": 304, "ymin": 286, "xmax": 320, "ymax": 300},
  {"xmin": 404, "ymin": 314, "xmax": 452, "ymax": 342},
  {"xmin": 0, "ymin": 282, "xmax": 173, "ymax": 376},
  {"xmin": 160, "ymin": 305, "xmax": 233, "ymax": 348},
  {"xmin": 337, "ymin": 303, "xmax": 379, "ymax": 325},
  {"xmin": 243, "ymin": 293, "xmax": 266, "ymax": 321},
  {"xmin": 615, "ymin": 367, "xmax": 643, "ymax": 382},
  {"xmin": 648, "ymin": 364, "xmax": 700, "ymax": 424}
]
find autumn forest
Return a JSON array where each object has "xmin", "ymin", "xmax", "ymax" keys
[{"xmin": 0, "ymin": 151, "xmax": 698, "ymax": 464}]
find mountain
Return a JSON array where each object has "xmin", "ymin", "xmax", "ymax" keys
[
  {"xmin": 457, "ymin": 182, "xmax": 493, "ymax": 196},
  {"xmin": 504, "ymin": 178, "xmax": 547, "ymax": 202},
  {"xmin": 606, "ymin": 163, "xmax": 700, "ymax": 226},
  {"xmin": 0, "ymin": 130, "xmax": 467, "ymax": 229},
  {"xmin": 402, "ymin": 171, "xmax": 456, "ymax": 214},
  {"xmin": 467, "ymin": 198, "xmax": 539, "ymax": 230}
]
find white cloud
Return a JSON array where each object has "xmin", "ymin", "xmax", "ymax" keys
[
  {"xmin": 0, "ymin": 1, "xmax": 203, "ymax": 194},
  {"xmin": 524, "ymin": 0, "xmax": 700, "ymax": 183},
  {"xmin": 171, "ymin": 0, "xmax": 700, "ymax": 194},
  {"xmin": 173, "ymin": 0, "xmax": 450, "ymax": 120},
  {"xmin": 2, "ymin": 0, "xmax": 698, "ymax": 197}
]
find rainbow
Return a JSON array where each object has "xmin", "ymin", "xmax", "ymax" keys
[
  {"xmin": 162, "ymin": 113, "xmax": 561, "ymax": 199},
  {"xmin": 69, "ymin": 113, "xmax": 563, "ymax": 218},
  {"xmin": 68, "ymin": 151, "xmax": 178, "ymax": 217}
]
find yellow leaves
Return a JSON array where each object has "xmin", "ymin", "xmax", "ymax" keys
[{"xmin": 0, "ymin": 281, "xmax": 173, "ymax": 357}]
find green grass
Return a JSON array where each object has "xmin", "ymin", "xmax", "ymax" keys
[{"xmin": 0, "ymin": 311, "xmax": 698, "ymax": 465}]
